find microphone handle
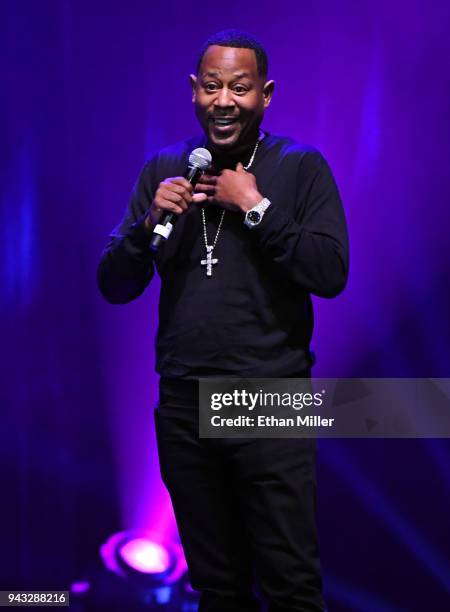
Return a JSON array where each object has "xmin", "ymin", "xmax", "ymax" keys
[
  {"xmin": 149, "ymin": 165, "xmax": 203, "ymax": 252},
  {"xmin": 148, "ymin": 213, "xmax": 174, "ymax": 251}
]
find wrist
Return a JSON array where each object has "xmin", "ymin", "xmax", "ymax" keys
[
  {"xmin": 144, "ymin": 209, "xmax": 158, "ymax": 234},
  {"xmin": 145, "ymin": 202, "xmax": 168, "ymax": 232},
  {"xmin": 240, "ymin": 190, "xmax": 263, "ymax": 213}
]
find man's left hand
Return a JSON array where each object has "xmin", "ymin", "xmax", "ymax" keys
[{"xmin": 193, "ymin": 162, "xmax": 263, "ymax": 213}]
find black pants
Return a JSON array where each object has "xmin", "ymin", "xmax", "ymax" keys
[{"xmin": 154, "ymin": 378, "xmax": 325, "ymax": 612}]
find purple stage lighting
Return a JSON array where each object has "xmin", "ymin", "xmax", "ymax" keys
[
  {"xmin": 100, "ymin": 530, "xmax": 178, "ymax": 585},
  {"xmin": 70, "ymin": 581, "xmax": 90, "ymax": 595},
  {"xmin": 118, "ymin": 538, "xmax": 171, "ymax": 574}
]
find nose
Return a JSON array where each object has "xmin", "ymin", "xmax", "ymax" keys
[{"xmin": 214, "ymin": 87, "xmax": 235, "ymax": 109}]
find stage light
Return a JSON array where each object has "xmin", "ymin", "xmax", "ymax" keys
[
  {"xmin": 70, "ymin": 581, "xmax": 90, "ymax": 595},
  {"xmin": 118, "ymin": 537, "xmax": 172, "ymax": 575},
  {"xmin": 100, "ymin": 530, "xmax": 177, "ymax": 586},
  {"xmin": 70, "ymin": 531, "xmax": 200, "ymax": 609}
]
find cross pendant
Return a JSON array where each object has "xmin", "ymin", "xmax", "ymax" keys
[{"xmin": 200, "ymin": 245, "xmax": 219, "ymax": 277}]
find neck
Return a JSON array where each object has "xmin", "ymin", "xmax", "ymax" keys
[
  {"xmin": 207, "ymin": 129, "xmax": 263, "ymax": 158},
  {"xmin": 206, "ymin": 134, "xmax": 263, "ymax": 173}
]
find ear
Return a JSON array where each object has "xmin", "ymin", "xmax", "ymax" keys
[
  {"xmin": 189, "ymin": 74, "xmax": 197, "ymax": 103},
  {"xmin": 262, "ymin": 80, "xmax": 275, "ymax": 109}
]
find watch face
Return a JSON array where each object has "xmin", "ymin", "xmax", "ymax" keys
[{"xmin": 248, "ymin": 210, "xmax": 261, "ymax": 224}]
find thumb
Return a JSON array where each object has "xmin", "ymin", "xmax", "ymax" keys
[
  {"xmin": 236, "ymin": 162, "xmax": 246, "ymax": 172},
  {"xmin": 192, "ymin": 192, "xmax": 208, "ymax": 203}
]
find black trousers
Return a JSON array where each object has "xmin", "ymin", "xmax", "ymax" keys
[{"xmin": 154, "ymin": 378, "xmax": 325, "ymax": 612}]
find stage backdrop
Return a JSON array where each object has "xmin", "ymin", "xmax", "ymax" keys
[{"xmin": 2, "ymin": 1, "xmax": 450, "ymax": 610}]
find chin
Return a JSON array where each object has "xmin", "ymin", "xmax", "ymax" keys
[
  {"xmin": 208, "ymin": 130, "xmax": 242, "ymax": 152},
  {"xmin": 211, "ymin": 138, "xmax": 238, "ymax": 151}
]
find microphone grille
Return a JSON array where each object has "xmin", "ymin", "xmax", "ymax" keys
[{"xmin": 189, "ymin": 147, "xmax": 212, "ymax": 171}]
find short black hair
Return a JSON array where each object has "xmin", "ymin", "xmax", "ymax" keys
[{"xmin": 196, "ymin": 29, "xmax": 268, "ymax": 78}]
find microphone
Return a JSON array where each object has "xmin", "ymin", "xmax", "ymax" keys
[{"xmin": 149, "ymin": 147, "xmax": 212, "ymax": 252}]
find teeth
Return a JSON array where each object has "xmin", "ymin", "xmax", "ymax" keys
[{"xmin": 213, "ymin": 118, "xmax": 235, "ymax": 125}]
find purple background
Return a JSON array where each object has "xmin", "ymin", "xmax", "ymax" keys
[{"xmin": 3, "ymin": 1, "xmax": 450, "ymax": 610}]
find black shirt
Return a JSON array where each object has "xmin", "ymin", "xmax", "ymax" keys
[{"xmin": 97, "ymin": 132, "xmax": 349, "ymax": 378}]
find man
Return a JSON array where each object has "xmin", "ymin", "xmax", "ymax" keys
[{"xmin": 98, "ymin": 29, "xmax": 348, "ymax": 612}]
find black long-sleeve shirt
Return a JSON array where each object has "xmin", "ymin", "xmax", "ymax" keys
[{"xmin": 97, "ymin": 132, "xmax": 349, "ymax": 378}]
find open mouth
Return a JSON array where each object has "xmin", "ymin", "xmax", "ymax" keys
[{"xmin": 210, "ymin": 117, "xmax": 239, "ymax": 127}]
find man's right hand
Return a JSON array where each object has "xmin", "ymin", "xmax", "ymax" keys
[{"xmin": 144, "ymin": 177, "xmax": 193, "ymax": 232}]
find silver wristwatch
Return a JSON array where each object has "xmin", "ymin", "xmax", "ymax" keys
[{"xmin": 244, "ymin": 198, "xmax": 271, "ymax": 228}]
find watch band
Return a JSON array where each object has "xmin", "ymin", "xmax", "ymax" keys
[{"xmin": 244, "ymin": 198, "xmax": 271, "ymax": 228}]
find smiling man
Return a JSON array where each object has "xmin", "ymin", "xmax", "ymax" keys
[
  {"xmin": 190, "ymin": 43, "xmax": 273, "ymax": 152},
  {"xmin": 98, "ymin": 30, "xmax": 348, "ymax": 612}
]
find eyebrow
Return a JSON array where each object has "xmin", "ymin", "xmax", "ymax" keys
[{"xmin": 202, "ymin": 71, "xmax": 252, "ymax": 79}]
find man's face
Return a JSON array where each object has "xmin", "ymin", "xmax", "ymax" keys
[{"xmin": 190, "ymin": 45, "xmax": 274, "ymax": 152}]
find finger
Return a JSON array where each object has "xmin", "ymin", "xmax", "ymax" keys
[
  {"xmin": 159, "ymin": 200, "xmax": 185, "ymax": 215},
  {"xmin": 194, "ymin": 183, "xmax": 215, "ymax": 196},
  {"xmin": 194, "ymin": 195, "xmax": 215, "ymax": 207},
  {"xmin": 163, "ymin": 181, "xmax": 192, "ymax": 196},
  {"xmin": 161, "ymin": 184, "xmax": 193, "ymax": 207},
  {"xmin": 168, "ymin": 177, "xmax": 194, "ymax": 192},
  {"xmin": 236, "ymin": 162, "xmax": 246, "ymax": 172},
  {"xmin": 161, "ymin": 191, "xmax": 189, "ymax": 210},
  {"xmin": 201, "ymin": 174, "xmax": 217, "ymax": 185},
  {"xmin": 192, "ymin": 192, "xmax": 208, "ymax": 203},
  {"xmin": 162, "ymin": 186, "xmax": 193, "ymax": 206}
]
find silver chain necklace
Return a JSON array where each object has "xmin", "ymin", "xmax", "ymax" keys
[{"xmin": 200, "ymin": 132, "xmax": 264, "ymax": 277}]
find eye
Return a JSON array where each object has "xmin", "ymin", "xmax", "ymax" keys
[
  {"xmin": 204, "ymin": 82, "xmax": 219, "ymax": 92},
  {"xmin": 233, "ymin": 85, "xmax": 248, "ymax": 94}
]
